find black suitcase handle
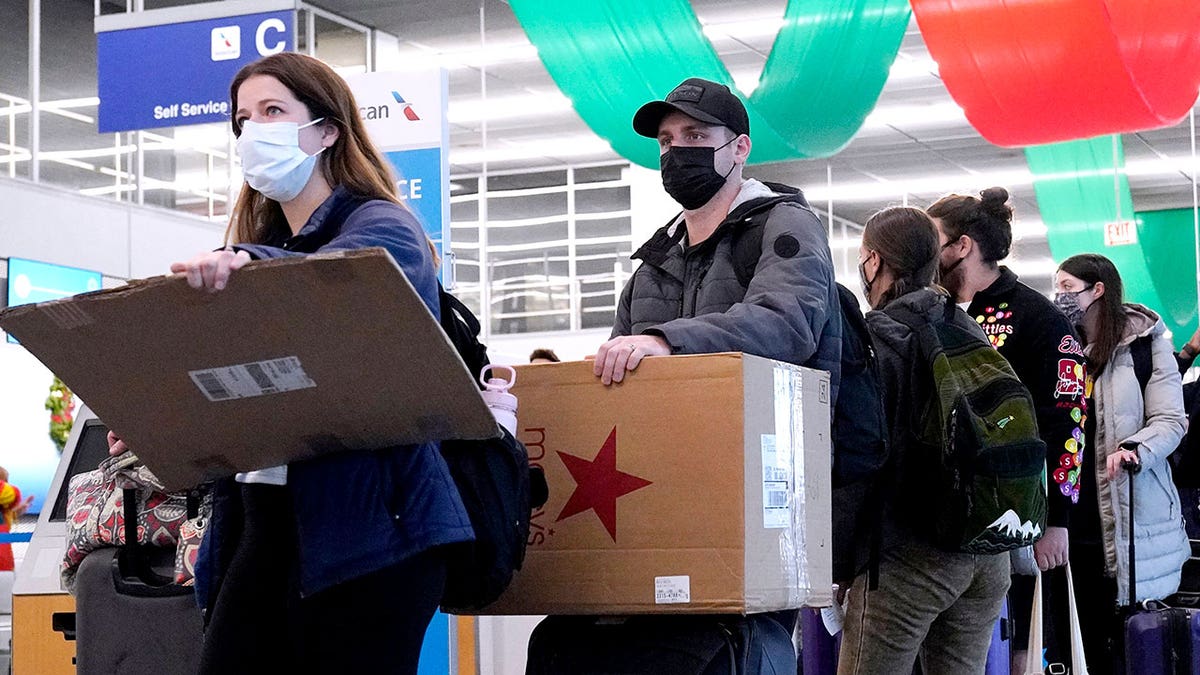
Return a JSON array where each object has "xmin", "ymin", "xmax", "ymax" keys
[
  {"xmin": 113, "ymin": 488, "xmax": 193, "ymax": 598},
  {"xmin": 1123, "ymin": 459, "xmax": 1141, "ymax": 604}
]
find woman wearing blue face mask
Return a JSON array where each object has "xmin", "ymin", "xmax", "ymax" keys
[
  {"xmin": 1053, "ymin": 253, "xmax": 1188, "ymax": 673},
  {"xmin": 169, "ymin": 53, "xmax": 471, "ymax": 674}
]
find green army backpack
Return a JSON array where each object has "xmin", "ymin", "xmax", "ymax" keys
[{"xmin": 891, "ymin": 297, "xmax": 1048, "ymax": 554}]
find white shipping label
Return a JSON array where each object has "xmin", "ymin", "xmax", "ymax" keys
[
  {"xmin": 762, "ymin": 433, "xmax": 792, "ymax": 528},
  {"xmin": 655, "ymin": 575, "xmax": 691, "ymax": 604},
  {"xmin": 189, "ymin": 356, "xmax": 315, "ymax": 402}
]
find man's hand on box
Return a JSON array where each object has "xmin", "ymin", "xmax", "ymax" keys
[
  {"xmin": 170, "ymin": 249, "xmax": 251, "ymax": 292},
  {"xmin": 593, "ymin": 335, "xmax": 670, "ymax": 385}
]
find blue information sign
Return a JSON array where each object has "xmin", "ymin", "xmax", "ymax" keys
[
  {"xmin": 97, "ymin": 10, "xmax": 294, "ymax": 133},
  {"xmin": 385, "ymin": 147, "xmax": 450, "ymax": 260}
]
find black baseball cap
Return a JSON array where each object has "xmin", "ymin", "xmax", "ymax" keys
[{"xmin": 632, "ymin": 78, "xmax": 750, "ymax": 139}]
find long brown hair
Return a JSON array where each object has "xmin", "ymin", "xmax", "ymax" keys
[
  {"xmin": 226, "ymin": 53, "xmax": 438, "ymax": 261},
  {"xmin": 1058, "ymin": 253, "xmax": 1127, "ymax": 376},
  {"xmin": 862, "ymin": 206, "xmax": 940, "ymax": 309}
]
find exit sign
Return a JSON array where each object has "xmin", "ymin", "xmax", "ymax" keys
[{"xmin": 1104, "ymin": 220, "xmax": 1138, "ymax": 247}]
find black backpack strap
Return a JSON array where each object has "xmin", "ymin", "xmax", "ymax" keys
[
  {"xmin": 439, "ymin": 282, "xmax": 482, "ymax": 339},
  {"xmin": 122, "ymin": 487, "xmax": 138, "ymax": 547},
  {"xmin": 728, "ymin": 192, "xmax": 810, "ymax": 288},
  {"xmin": 437, "ymin": 283, "xmax": 490, "ymax": 391},
  {"xmin": 730, "ymin": 205, "xmax": 770, "ymax": 289},
  {"xmin": 1131, "ymin": 335, "xmax": 1154, "ymax": 394},
  {"xmin": 836, "ymin": 283, "xmax": 872, "ymax": 363}
]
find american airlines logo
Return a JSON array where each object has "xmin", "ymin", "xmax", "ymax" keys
[
  {"xmin": 391, "ymin": 92, "xmax": 421, "ymax": 121},
  {"xmin": 211, "ymin": 26, "xmax": 241, "ymax": 61}
]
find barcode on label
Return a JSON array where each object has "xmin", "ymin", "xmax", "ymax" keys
[
  {"xmin": 194, "ymin": 372, "xmax": 232, "ymax": 401},
  {"xmin": 245, "ymin": 363, "xmax": 277, "ymax": 394},
  {"xmin": 189, "ymin": 356, "xmax": 315, "ymax": 402},
  {"xmin": 761, "ymin": 432, "xmax": 792, "ymax": 529},
  {"xmin": 764, "ymin": 485, "xmax": 789, "ymax": 508}
]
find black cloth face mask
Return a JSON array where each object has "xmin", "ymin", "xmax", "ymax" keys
[{"xmin": 659, "ymin": 136, "xmax": 738, "ymax": 210}]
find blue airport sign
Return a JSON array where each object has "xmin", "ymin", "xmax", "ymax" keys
[
  {"xmin": 385, "ymin": 146, "xmax": 450, "ymax": 258},
  {"xmin": 97, "ymin": 10, "xmax": 294, "ymax": 133},
  {"xmin": 6, "ymin": 258, "xmax": 103, "ymax": 344}
]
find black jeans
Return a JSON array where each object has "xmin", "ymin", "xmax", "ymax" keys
[{"xmin": 199, "ymin": 484, "xmax": 445, "ymax": 675}]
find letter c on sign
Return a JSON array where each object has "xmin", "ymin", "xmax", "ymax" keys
[{"xmin": 256, "ymin": 18, "xmax": 286, "ymax": 56}]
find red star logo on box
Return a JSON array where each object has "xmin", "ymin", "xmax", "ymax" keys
[{"xmin": 555, "ymin": 427, "xmax": 653, "ymax": 541}]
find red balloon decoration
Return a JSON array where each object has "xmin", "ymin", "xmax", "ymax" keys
[{"xmin": 910, "ymin": 0, "xmax": 1200, "ymax": 146}]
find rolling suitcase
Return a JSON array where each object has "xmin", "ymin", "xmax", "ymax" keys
[
  {"xmin": 74, "ymin": 487, "xmax": 204, "ymax": 675},
  {"xmin": 525, "ymin": 613, "xmax": 796, "ymax": 674},
  {"xmin": 1119, "ymin": 461, "xmax": 1198, "ymax": 675},
  {"xmin": 799, "ymin": 607, "xmax": 838, "ymax": 675},
  {"xmin": 984, "ymin": 597, "xmax": 1011, "ymax": 675}
]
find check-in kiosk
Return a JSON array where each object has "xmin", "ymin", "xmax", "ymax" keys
[{"xmin": 12, "ymin": 409, "xmax": 107, "ymax": 674}]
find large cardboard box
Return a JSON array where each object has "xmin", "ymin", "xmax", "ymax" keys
[
  {"xmin": 0, "ymin": 248, "xmax": 497, "ymax": 489},
  {"xmin": 484, "ymin": 352, "xmax": 833, "ymax": 615}
]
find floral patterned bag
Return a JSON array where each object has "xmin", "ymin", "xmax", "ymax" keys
[{"xmin": 61, "ymin": 451, "xmax": 210, "ymax": 591}]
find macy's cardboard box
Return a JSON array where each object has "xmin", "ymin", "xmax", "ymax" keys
[
  {"xmin": 0, "ymin": 248, "xmax": 497, "ymax": 490},
  {"xmin": 481, "ymin": 352, "xmax": 833, "ymax": 615}
]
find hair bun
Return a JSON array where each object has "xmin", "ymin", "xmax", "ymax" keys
[
  {"xmin": 980, "ymin": 186, "xmax": 1009, "ymax": 205},
  {"xmin": 979, "ymin": 187, "xmax": 1013, "ymax": 222}
]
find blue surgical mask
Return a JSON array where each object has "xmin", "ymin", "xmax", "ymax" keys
[{"xmin": 236, "ymin": 118, "xmax": 325, "ymax": 203}]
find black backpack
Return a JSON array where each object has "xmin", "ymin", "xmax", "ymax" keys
[
  {"xmin": 436, "ymin": 289, "xmax": 551, "ymax": 612},
  {"xmin": 889, "ymin": 300, "xmax": 1048, "ymax": 554},
  {"xmin": 1130, "ymin": 336, "xmax": 1200, "ymax": 489},
  {"xmin": 322, "ymin": 197, "xmax": 548, "ymax": 611},
  {"xmin": 728, "ymin": 185, "xmax": 888, "ymax": 487}
]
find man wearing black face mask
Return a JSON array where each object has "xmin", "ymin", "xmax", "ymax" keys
[
  {"xmin": 593, "ymin": 78, "xmax": 841, "ymax": 405},
  {"xmin": 548, "ymin": 77, "xmax": 838, "ymax": 672}
]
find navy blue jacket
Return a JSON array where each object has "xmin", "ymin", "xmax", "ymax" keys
[{"xmin": 194, "ymin": 186, "xmax": 474, "ymax": 603}]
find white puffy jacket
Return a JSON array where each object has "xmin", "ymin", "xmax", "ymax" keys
[{"xmin": 1088, "ymin": 304, "xmax": 1189, "ymax": 603}]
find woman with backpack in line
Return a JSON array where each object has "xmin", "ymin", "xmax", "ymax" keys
[
  {"xmin": 1053, "ymin": 253, "xmax": 1189, "ymax": 673},
  {"xmin": 929, "ymin": 188, "xmax": 1088, "ymax": 674},
  {"xmin": 162, "ymin": 52, "xmax": 472, "ymax": 673},
  {"xmin": 838, "ymin": 206, "xmax": 1010, "ymax": 675}
]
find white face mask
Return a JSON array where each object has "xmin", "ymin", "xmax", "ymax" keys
[{"xmin": 236, "ymin": 118, "xmax": 325, "ymax": 203}]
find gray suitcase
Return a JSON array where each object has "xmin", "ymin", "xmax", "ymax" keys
[{"xmin": 74, "ymin": 488, "xmax": 204, "ymax": 675}]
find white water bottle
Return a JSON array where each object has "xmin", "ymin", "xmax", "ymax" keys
[{"xmin": 480, "ymin": 364, "xmax": 518, "ymax": 436}]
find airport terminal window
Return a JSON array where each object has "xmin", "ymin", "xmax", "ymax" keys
[
  {"xmin": 0, "ymin": 2, "xmax": 237, "ymax": 219},
  {"xmin": 0, "ymin": 5, "xmax": 30, "ymax": 180},
  {"xmin": 450, "ymin": 163, "xmax": 634, "ymax": 336},
  {"xmin": 449, "ymin": 178, "xmax": 482, "ymax": 316}
]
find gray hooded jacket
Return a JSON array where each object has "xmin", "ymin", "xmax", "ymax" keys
[
  {"xmin": 1088, "ymin": 304, "xmax": 1189, "ymax": 603},
  {"xmin": 612, "ymin": 179, "xmax": 841, "ymax": 396}
]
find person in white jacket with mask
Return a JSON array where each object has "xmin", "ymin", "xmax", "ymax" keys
[{"xmin": 1053, "ymin": 252, "xmax": 1189, "ymax": 674}]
